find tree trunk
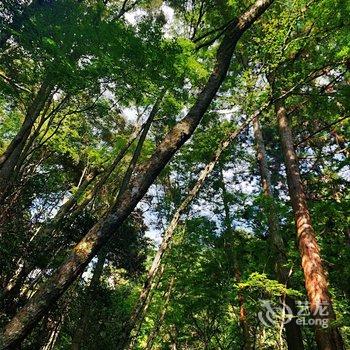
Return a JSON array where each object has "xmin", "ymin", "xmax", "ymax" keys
[
  {"xmin": 276, "ymin": 104, "xmax": 344, "ymax": 350},
  {"xmin": 117, "ymin": 92, "xmax": 164, "ymax": 201},
  {"xmin": 126, "ymin": 265, "xmax": 166, "ymax": 350},
  {"xmin": 0, "ymin": 2, "xmax": 274, "ymax": 347},
  {"xmin": 3, "ymin": 121, "xmax": 143, "ymax": 300},
  {"xmin": 219, "ymin": 168, "xmax": 252, "ymax": 350},
  {"xmin": 120, "ymin": 107, "xmax": 263, "ymax": 349},
  {"xmin": 252, "ymin": 115, "xmax": 304, "ymax": 350},
  {"xmin": 1, "ymin": 262, "xmax": 29, "ymax": 318},
  {"xmin": 40, "ymin": 313, "xmax": 64, "ymax": 350},
  {"xmin": 71, "ymin": 249, "xmax": 107, "ymax": 350},
  {"xmin": 144, "ymin": 277, "xmax": 175, "ymax": 350},
  {"xmin": 0, "ymin": 81, "xmax": 53, "ymax": 202},
  {"xmin": 237, "ymin": 275, "xmax": 252, "ymax": 350}
]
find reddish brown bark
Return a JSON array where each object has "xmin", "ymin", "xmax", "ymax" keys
[
  {"xmin": 253, "ymin": 115, "xmax": 304, "ymax": 350},
  {"xmin": 276, "ymin": 104, "xmax": 344, "ymax": 350},
  {"xmin": 238, "ymin": 284, "xmax": 252, "ymax": 350}
]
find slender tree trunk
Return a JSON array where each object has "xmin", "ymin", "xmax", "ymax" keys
[
  {"xmin": 120, "ymin": 107, "xmax": 263, "ymax": 349},
  {"xmin": 0, "ymin": 81, "xmax": 53, "ymax": 201},
  {"xmin": 13, "ymin": 95, "xmax": 59, "ymax": 175},
  {"xmin": 144, "ymin": 277, "xmax": 175, "ymax": 350},
  {"xmin": 117, "ymin": 92, "xmax": 164, "ymax": 201},
  {"xmin": 1, "ymin": 263, "xmax": 29, "ymax": 318},
  {"xmin": 127, "ymin": 265, "xmax": 166, "ymax": 350},
  {"xmin": 218, "ymin": 168, "xmax": 252, "ymax": 350},
  {"xmin": 252, "ymin": 115, "xmax": 304, "ymax": 350},
  {"xmin": 71, "ymin": 249, "xmax": 107, "ymax": 350},
  {"xmin": 276, "ymin": 103, "xmax": 344, "ymax": 350},
  {"xmin": 3, "ymin": 122, "xmax": 143, "ymax": 300},
  {"xmin": 238, "ymin": 291, "xmax": 251, "ymax": 350},
  {"xmin": 0, "ymin": 81, "xmax": 52, "ymax": 169},
  {"xmin": 0, "ymin": 2, "xmax": 274, "ymax": 347},
  {"xmin": 40, "ymin": 313, "xmax": 65, "ymax": 350}
]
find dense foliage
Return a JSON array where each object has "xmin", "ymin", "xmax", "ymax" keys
[{"xmin": 0, "ymin": 0, "xmax": 349, "ymax": 349}]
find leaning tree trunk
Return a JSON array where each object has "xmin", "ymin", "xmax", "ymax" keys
[
  {"xmin": 0, "ymin": 1, "xmax": 274, "ymax": 347},
  {"xmin": 143, "ymin": 277, "xmax": 175, "ymax": 350},
  {"xmin": 0, "ymin": 81, "xmax": 53, "ymax": 202},
  {"xmin": 120, "ymin": 105, "xmax": 268, "ymax": 349},
  {"xmin": 2, "ymin": 118, "xmax": 145, "ymax": 303},
  {"xmin": 252, "ymin": 115, "xmax": 304, "ymax": 350},
  {"xmin": 118, "ymin": 111, "xmax": 258, "ymax": 350},
  {"xmin": 126, "ymin": 265, "xmax": 166, "ymax": 350},
  {"xmin": 116, "ymin": 92, "xmax": 165, "ymax": 201},
  {"xmin": 40, "ymin": 312, "xmax": 65, "ymax": 350},
  {"xmin": 276, "ymin": 103, "xmax": 344, "ymax": 350}
]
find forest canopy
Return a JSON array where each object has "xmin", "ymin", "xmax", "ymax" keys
[{"xmin": 0, "ymin": 0, "xmax": 349, "ymax": 349}]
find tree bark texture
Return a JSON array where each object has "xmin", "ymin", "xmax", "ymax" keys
[
  {"xmin": 252, "ymin": 115, "xmax": 304, "ymax": 350},
  {"xmin": 276, "ymin": 104, "xmax": 344, "ymax": 350}
]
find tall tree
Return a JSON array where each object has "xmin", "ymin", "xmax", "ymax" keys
[
  {"xmin": 276, "ymin": 102, "xmax": 344, "ymax": 350},
  {"xmin": 253, "ymin": 114, "xmax": 304, "ymax": 350},
  {"xmin": 0, "ymin": 1, "xmax": 275, "ymax": 347}
]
